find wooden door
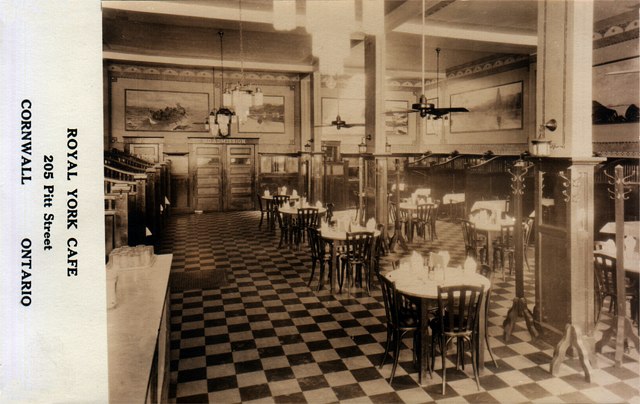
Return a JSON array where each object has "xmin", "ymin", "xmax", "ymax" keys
[
  {"xmin": 224, "ymin": 145, "xmax": 255, "ymax": 210},
  {"xmin": 190, "ymin": 144, "xmax": 222, "ymax": 212},
  {"xmin": 168, "ymin": 154, "xmax": 190, "ymax": 213}
]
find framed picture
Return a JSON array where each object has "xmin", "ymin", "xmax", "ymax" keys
[
  {"xmin": 238, "ymin": 95, "xmax": 286, "ymax": 133},
  {"xmin": 124, "ymin": 89, "xmax": 209, "ymax": 132},
  {"xmin": 321, "ymin": 97, "xmax": 365, "ymax": 134},
  {"xmin": 385, "ymin": 100, "xmax": 409, "ymax": 136},
  {"xmin": 450, "ymin": 81, "xmax": 523, "ymax": 133},
  {"xmin": 593, "ymin": 57, "xmax": 639, "ymax": 124}
]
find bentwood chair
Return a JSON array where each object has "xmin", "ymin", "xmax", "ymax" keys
[
  {"xmin": 430, "ymin": 284, "xmax": 485, "ymax": 395},
  {"xmin": 275, "ymin": 210, "xmax": 292, "ymax": 249},
  {"xmin": 593, "ymin": 253, "xmax": 639, "ymax": 326},
  {"xmin": 270, "ymin": 195, "xmax": 290, "ymax": 231},
  {"xmin": 493, "ymin": 224, "xmax": 515, "ymax": 280},
  {"xmin": 339, "ymin": 231, "xmax": 374, "ymax": 294},
  {"xmin": 307, "ymin": 227, "xmax": 332, "ymax": 291},
  {"xmin": 256, "ymin": 193, "xmax": 270, "ymax": 228},
  {"xmin": 461, "ymin": 220, "xmax": 487, "ymax": 264},
  {"xmin": 377, "ymin": 271, "xmax": 421, "ymax": 385},
  {"xmin": 295, "ymin": 208, "xmax": 319, "ymax": 247},
  {"xmin": 477, "ymin": 264, "xmax": 498, "ymax": 368},
  {"xmin": 413, "ymin": 203, "xmax": 435, "ymax": 241}
]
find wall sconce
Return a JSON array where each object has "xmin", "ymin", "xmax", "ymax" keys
[
  {"xmin": 531, "ymin": 119, "xmax": 556, "ymax": 157},
  {"xmin": 385, "ymin": 141, "xmax": 391, "ymax": 154},
  {"xmin": 358, "ymin": 138, "xmax": 367, "ymax": 154},
  {"xmin": 215, "ymin": 107, "xmax": 234, "ymax": 137},
  {"xmin": 304, "ymin": 141, "xmax": 312, "ymax": 153}
]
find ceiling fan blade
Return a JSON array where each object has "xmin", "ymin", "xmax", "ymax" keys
[
  {"xmin": 384, "ymin": 110, "xmax": 414, "ymax": 115},
  {"xmin": 445, "ymin": 107, "xmax": 469, "ymax": 113}
]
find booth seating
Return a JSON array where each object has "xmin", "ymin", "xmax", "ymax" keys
[{"xmin": 104, "ymin": 149, "xmax": 171, "ymax": 257}]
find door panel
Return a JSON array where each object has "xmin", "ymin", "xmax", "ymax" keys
[
  {"xmin": 190, "ymin": 145, "xmax": 222, "ymax": 211},
  {"xmin": 225, "ymin": 146, "xmax": 255, "ymax": 211},
  {"xmin": 168, "ymin": 155, "xmax": 190, "ymax": 213}
]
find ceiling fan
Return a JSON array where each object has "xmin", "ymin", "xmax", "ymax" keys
[
  {"xmin": 315, "ymin": 84, "xmax": 365, "ymax": 130},
  {"xmin": 404, "ymin": 0, "xmax": 469, "ymax": 119}
]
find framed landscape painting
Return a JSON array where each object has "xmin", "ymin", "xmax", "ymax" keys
[
  {"xmin": 385, "ymin": 100, "xmax": 409, "ymax": 136},
  {"xmin": 124, "ymin": 89, "xmax": 209, "ymax": 132},
  {"xmin": 449, "ymin": 81, "xmax": 523, "ymax": 133},
  {"xmin": 238, "ymin": 95, "xmax": 286, "ymax": 133}
]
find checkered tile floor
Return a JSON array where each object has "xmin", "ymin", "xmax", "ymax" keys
[{"xmin": 159, "ymin": 211, "xmax": 639, "ymax": 403}]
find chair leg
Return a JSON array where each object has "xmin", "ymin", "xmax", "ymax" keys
[
  {"xmin": 390, "ymin": 330, "xmax": 401, "ymax": 385},
  {"xmin": 485, "ymin": 322, "xmax": 498, "ymax": 368},
  {"xmin": 441, "ymin": 336, "xmax": 447, "ymax": 395},
  {"xmin": 471, "ymin": 337, "xmax": 481, "ymax": 391},
  {"xmin": 259, "ymin": 212, "xmax": 264, "ymax": 228},
  {"xmin": 380, "ymin": 327, "xmax": 392, "ymax": 369},
  {"xmin": 308, "ymin": 259, "xmax": 317, "ymax": 288}
]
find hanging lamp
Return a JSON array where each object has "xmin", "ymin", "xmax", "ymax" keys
[
  {"xmin": 225, "ymin": 0, "xmax": 263, "ymax": 123},
  {"xmin": 216, "ymin": 30, "xmax": 234, "ymax": 137}
]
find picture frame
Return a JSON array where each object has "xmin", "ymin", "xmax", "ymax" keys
[
  {"xmin": 124, "ymin": 89, "xmax": 209, "ymax": 132},
  {"xmin": 238, "ymin": 95, "xmax": 286, "ymax": 133},
  {"xmin": 450, "ymin": 81, "xmax": 523, "ymax": 133},
  {"xmin": 385, "ymin": 100, "xmax": 409, "ymax": 136},
  {"xmin": 592, "ymin": 57, "xmax": 639, "ymax": 124}
]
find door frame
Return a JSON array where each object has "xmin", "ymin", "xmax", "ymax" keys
[{"xmin": 187, "ymin": 137, "xmax": 259, "ymax": 212}]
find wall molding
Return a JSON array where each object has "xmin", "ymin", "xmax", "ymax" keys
[
  {"xmin": 593, "ymin": 141, "xmax": 640, "ymax": 157},
  {"xmin": 107, "ymin": 63, "xmax": 301, "ymax": 84}
]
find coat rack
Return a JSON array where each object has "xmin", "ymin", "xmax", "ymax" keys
[
  {"xmin": 595, "ymin": 165, "xmax": 639, "ymax": 365},
  {"xmin": 503, "ymin": 159, "xmax": 541, "ymax": 341}
]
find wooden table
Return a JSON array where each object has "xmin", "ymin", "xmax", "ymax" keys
[
  {"xmin": 385, "ymin": 266, "xmax": 491, "ymax": 384},
  {"xmin": 471, "ymin": 216, "xmax": 516, "ymax": 263},
  {"xmin": 600, "ymin": 221, "xmax": 640, "ymax": 239},
  {"xmin": 471, "ymin": 200, "xmax": 508, "ymax": 215},
  {"xmin": 320, "ymin": 227, "xmax": 380, "ymax": 293}
]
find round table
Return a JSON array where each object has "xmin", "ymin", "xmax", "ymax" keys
[
  {"xmin": 276, "ymin": 205, "xmax": 327, "ymax": 249},
  {"xmin": 385, "ymin": 266, "xmax": 491, "ymax": 384},
  {"xmin": 471, "ymin": 216, "xmax": 516, "ymax": 262}
]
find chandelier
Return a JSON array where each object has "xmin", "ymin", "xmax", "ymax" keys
[
  {"xmin": 273, "ymin": 0, "xmax": 296, "ymax": 31},
  {"xmin": 215, "ymin": 31, "xmax": 234, "ymax": 137},
  {"xmin": 222, "ymin": 0, "xmax": 263, "ymax": 123},
  {"xmin": 305, "ymin": 0, "xmax": 355, "ymax": 76}
]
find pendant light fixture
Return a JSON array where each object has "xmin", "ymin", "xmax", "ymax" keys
[
  {"xmin": 216, "ymin": 30, "xmax": 234, "ymax": 137},
  {"xmin": 225, "ymin": 0, "xmax": 263, "ymax": 123}
]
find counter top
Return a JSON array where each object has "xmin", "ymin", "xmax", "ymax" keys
[{"xmin": 108, "ymin": 254, "xmax": 173, "ymax": 403}]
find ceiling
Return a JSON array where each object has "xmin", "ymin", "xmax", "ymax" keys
[{"xmin": 102, "ymin": 0, "xmax": 639, "ymax": 79}]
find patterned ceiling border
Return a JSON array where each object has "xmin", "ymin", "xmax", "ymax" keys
[
  {"xmin": 593, "ymin": 141, "xmax": 640, "ymax": 158},
  {"xmin": 446, "ymin": 54, "xmax": 530, "ymax": 79},
  {"xmin": 106, "ymin": 63, "xmax": 301, "ymax": 84}
]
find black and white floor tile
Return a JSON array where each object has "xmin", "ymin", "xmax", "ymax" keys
[{"xmin": 160, "ymin": 211, "xmax": 639, "ymax": 403}]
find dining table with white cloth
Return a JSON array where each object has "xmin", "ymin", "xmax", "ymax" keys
[
  {"xmin": 471, "ymin": 200, "xmax": 508, "ymax": 216},
  {"xmin": 385, "ymin": 263, "xmax": 492, "ymax": 384},
  {"xmin": 470, "ymin": 214, "xmax": 516, "ymax": 262}
]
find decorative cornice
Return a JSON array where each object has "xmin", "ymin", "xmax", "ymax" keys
[
  {"xmin": 446, "ymin": 54, "xmax": 530, "ymax": 79},
  {"xmin": 593, "ymin": 141, "xmax": 640, "ymax": 157},
  {"xmin": 593, "ymin": 13, "xmax": 639, "ymax": 49},
  {"xmin": 107, "ymin": 63, "xmax": 301, "ymax": 84}
]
